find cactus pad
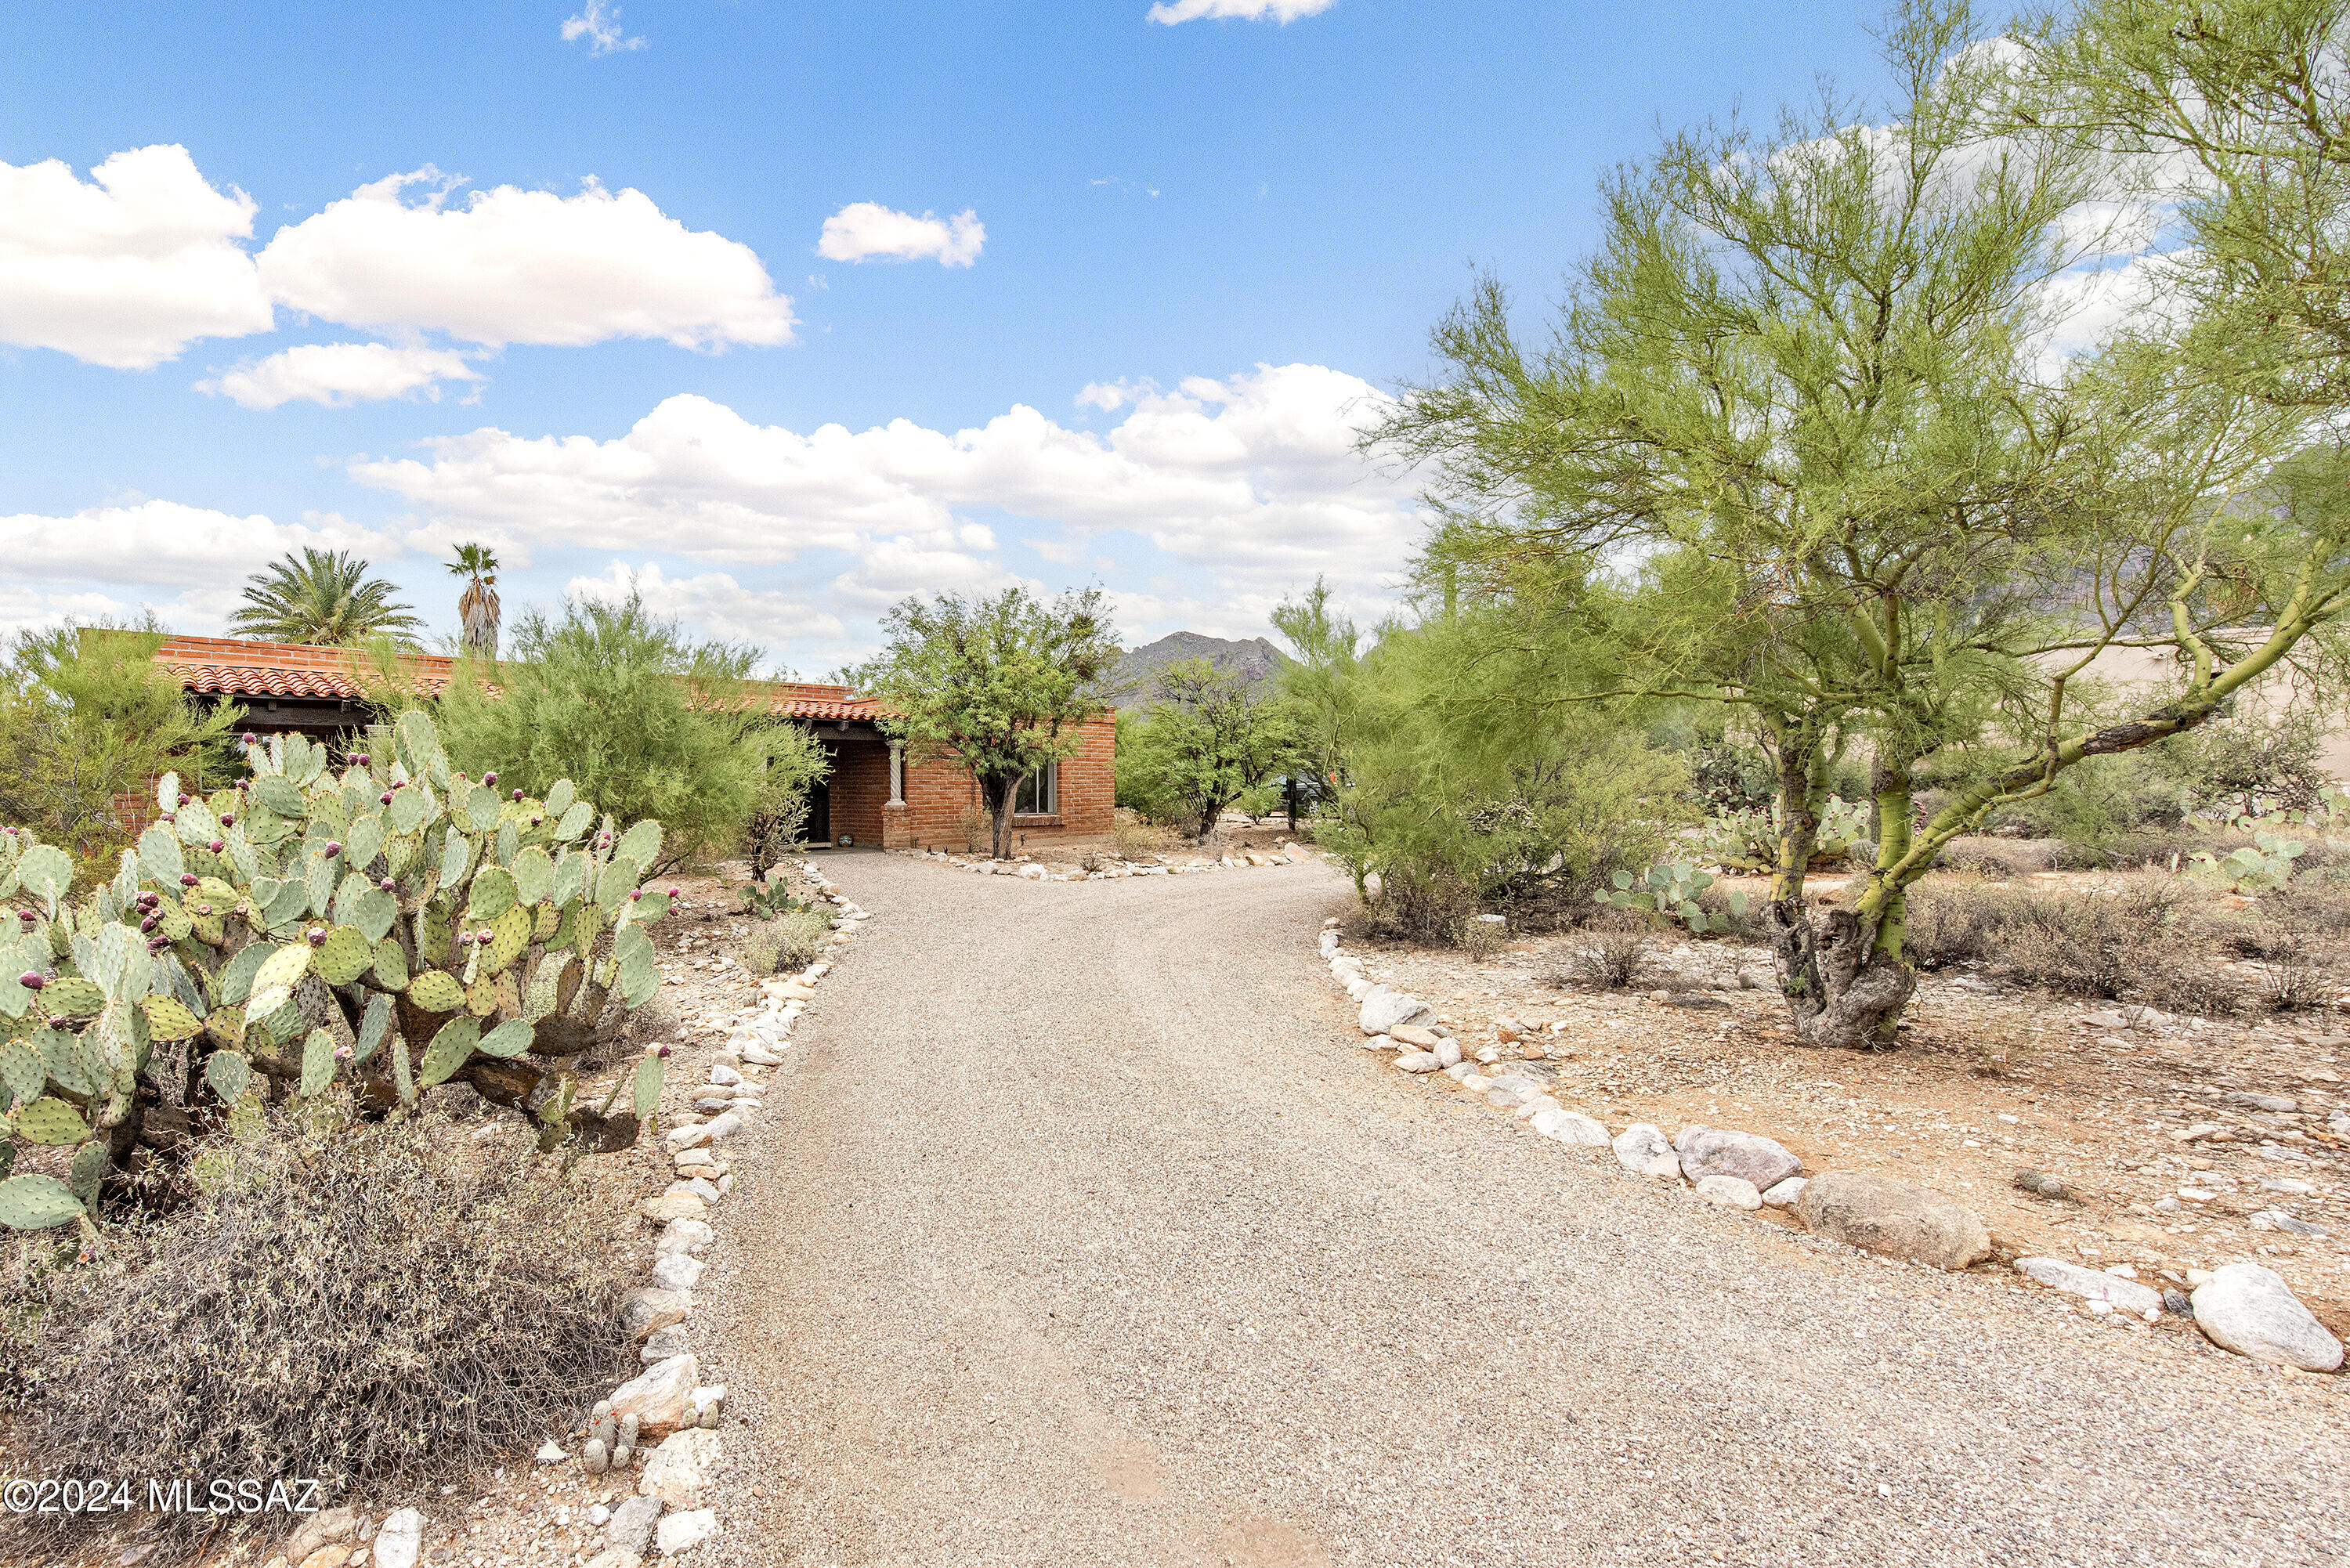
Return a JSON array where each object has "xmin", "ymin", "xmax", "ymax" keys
[
  {"xmin": 343, "ymin": 814, "xmax": 386, "ymax": 873},
  {"xmin": 313, "ymin": 926, "xmax": 373, "ymax": 986},
  {"xmin": 244, "ymin": 941, "xmax": 313, "ymax": 1022},
  {"xmin": 204, "ymin": 1005, "xmax": 245, "ymax": 1049},
  {"xmin": 41, "ymin": 977, "xmax": 104, "ymax": 1019},
  {"xmin": 253, "ymin": 774, "xmax": 308, "ymax": 818},
  {"xmin": 465, "ymin": 974, "xmax": 501, "ymax": 1017},
  {"xmin": 0, "ymin": 1042, "xmax": 44, "ymax": 1109},
  {"xmin": 67, "ymin": 1139, "xmax": 107, "ymax": 1205},
  {"xmin": 408, "ymin": 970, "xmax": 465, "ymax": 1013},
  {"xmin": 555, "ymin": 800, "xmax": 594, "ymax": 840},
  {"xmin": 477, "ymin": 1017, "xmax": 533, "ymax": 1058},
  {"xmin": 138, "ymin": 825, "xmax": 186, "ymax": 885},
  {"xmin": 16, "ymin": 1097, "xmax": 92, "ymax": 1145},
  {"xmin": 388, "ymin": 784, "xmax": 429, "ymax": 835},
  {"xmin": 511, "ymin": 845, "xmax": 555, "ymax": 905},
  {"xmin": 532, "ymin": 902, "xmax": 562, "ymax": 942},
  {"xmin": 418, "ymin": 1015, "xmax": 479, "ymax": 1087},
  {"xmin": 299, "ymin": 1027, "xmax": 335, "ymax": 1097},
  {"xmin": 632, "ymin": 1053, "xmax": 664, "ymax": 1122},
  {"xmin": 486, "ymin": 904, "xmax": 530, "ymax": 974},
  {"xmin": 140, "ymin": 995, "xmax": 203, "ymax": 1042},
  {"xmin": 355, "ymin": 994, "xmax": 392, "ymax": 1063},
  {"xmin": 371, "ymin": 939, "xmax": 409, "ymax": 991},
  {"xmin": 204, "ymin": 1049, "xmax": 251, "ymax": 1103},
  {"xmin": 0, "ymin": 1173, "xmax": 82, "ymax": 1230},
  {"xmin": 468, "ymin": 865, "xmax": 518, "ymax": 923}
]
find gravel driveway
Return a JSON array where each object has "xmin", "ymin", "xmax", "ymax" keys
[{"xmin": 698, "ymin": 854, "xmax": 2346, "ymax": 1567}]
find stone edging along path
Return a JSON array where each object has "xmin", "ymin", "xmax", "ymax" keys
[
  {"xmin": 1321, "ymin": 921, "xmax": 2348, "ymax": 1376},
  {"xmin": 552, "ymin": 862, "xmax": 871, "ymax": 1568},
  {"xmin": 891, "ymin": 839, "xmax": 1319, "ymax": 880}
]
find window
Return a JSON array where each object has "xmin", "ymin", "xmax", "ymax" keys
[{"xmin": 1014, "ymin": 763, "xmax": 1057, "ymax": 815}]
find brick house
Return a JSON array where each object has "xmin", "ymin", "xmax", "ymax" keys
[{"xmin": 154, "ymin": 633, "xmax": 1114, "ymax": 852}]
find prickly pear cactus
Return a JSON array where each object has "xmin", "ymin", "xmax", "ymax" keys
[
  {"xmin": 1594, "ymin": 860, "xmax": 1749, "ymax": 934},
  {"xmin": 0, "ymin": 713, "xmax": 671, "ymax": 1230}
]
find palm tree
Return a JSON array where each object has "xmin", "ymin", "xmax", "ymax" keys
[
  {"xmin": 229, "ymin": 548, "xmax": 423, "ymax": 648},
  {"xmin": 450, "ymin": 542, "xmax": 501, "ymax": 659}
]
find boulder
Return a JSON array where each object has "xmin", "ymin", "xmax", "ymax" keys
[
  {"xmin": 609, "ymin": 1353, "xmax": 698, "ymax": 1439},
  {"xmin": 1693, "ymin": 1174, "xmax": 1762, "ymax": 1210},
  {"xmin": 651, "ymin": 1254, "xmax": 705, "ymax": 1292},
  {"xmin": 1531, "ymin": 1108, "xmax": 1611, "ymax": 1147},
  {"xmin": 640, "ymin": 1427, "xmax": 723, "ymax": 1509},
  {"xmin": 639, "ymin": 1192, "xmax": 706, "ymax": 1224},
  {"xmin": 1795, "ymin": 1172, "xmax": 1990, "ymax": 1270},
  {"xmin": 655, "ymin": 1510, "xmax": 721, "ymax": 1556},
  {"xmin": 620, "ymin": 1287, "xmax": 690, "ymax": 1339},
  {"xmin": 1394, "ymin": 1051, "xmax": 1442, "ymax": 1073},
  {"xmin": 1358, "ymin": 986, "xmax": 1432, "ymax": 1035},
  {"xmin": 1759, "ymin": 1176, "xmax": 1807, "ymax": 1209},
  {"xmin": 1484, "ymin": 1075, "xmax": 1545, "ymax": 1109},
  {"xmin": 605, "ymin": 1496, "xmax": 661, "ymax": 1557},
  {"xmin": 1613, "ymin": 1124, "xmax": 1680, "ymax": 1179},
  {"xmin": 657, "ymin": 1220, "xmax": 714, "ymax": 1263},
  {"xmin": 1672, "ymin": 1127, "xmax": 1801, "ymax": 1191},
  {"xmin": 285, "ymin": 1507, "xmax": 358, "ymax": 1566},
  {"xmin": 1434, "ymin": 1039, "xmax": 1462, "ymax": 1068},
  {"xmin": 2016, "ymin": 1257, "xmax": 2163, "ymax": 1315},
  {"xmin": 2190, "ymin": 1263, "xmax": 2345, "ymax": 1370},
  {"xmin": 1388, "ymin": 1024, "xmax": 1443, "ymax": 1049},
  {"xmin": 372, "ymin": 1509, "xmax": 422, "ymax": 1568}
]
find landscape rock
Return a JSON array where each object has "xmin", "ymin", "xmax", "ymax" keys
[
  {"xmin": 656, "ymin": 1219, "xmax": 714, "ymax": 1257},
  {"xmin": 1613, "ymin": 1124, "xmax": 1681, "ymax": 1179},
  {"xmin": 534, "ymin": 1439, "xmax": 567, "ymax": 1465},
  {"xmin": 1358, "ymin": 985, "xmax": 1432, "ymax": 1035},
  {"xmin": 1484, "ymin": 1075, "xmax": 1543, "ymax": 1108},
  {"xmin": 1531, "ymin": 1108, "xmax": 1611, "ymax": 1147},
  {"xmin": 663, "ymin": 1123, "xmax": 713, "ymax": 1152},
  {"xmin": 655, "ymin": 1510, "xmax": 721, "ymax": 1556},
  {"xmin": 371, "ymin": 1509, "xmax": 421, "ymax": 1568},
  {"xmin": 1795, "ymin": 1172, "xmax": 1990, "ymax": 1270},
  {"xmin": 1394, "ymin": 1051, "xmax": 1442, "ymax": 1073},
  {"xmin": 609, "ymin": 1353, "xmax": 699, "ymax": 1439},
  {"xmin": 2016, "ymin": 1257, "xmax": 2164, "ymax": 1314},
  {"xmin": 650, "ymin": 1253, "xmax": 706, "ymax": 1292},
  {"xmin": 642, "ymin": 1324, "xmax": 689, "ymax": 1362},
  {"xmin": 741, "ymin": 1044, "xmax": 784, "ymax": 1067},
  {"xmin": 582, "ymin": 1552, "xmax": 640, "ymax": 1568},
  {"xmin": 1760, "ymin": 1176, "xmax": 1808, "ymax": 1209},
  {"xmin": 1693, "ymin": 1174, "xmax": 1762, "ymax": 1210},
  {"xmin": 286, "ymin": 1508, "xmax": 358, "ymax": 1565},
  {"xmin": 638, "ymin": 1192, "xmax": 706, "ymax": 1224},
  {"xmin": 1672, "ymin": 1127, "xmax": 1802, "ymax": 1190},
  {"xmin": 640, "ymin": 1427, "xmax": 722, "ymax": 1509},
  {"xmin": 704, "ymin": 1112, "xmax": 745, "ymax": 1141},
  {"xmin": 1388, "ymin": 1024, "xmax": 1442, "ymax": 1049},
  {"xmin": 1435, "ymin": 1039, "xmax": 1462, "ymax": 1068},
  {"xmin": 1513, "ymin": 1093, "xmax": 1564, "ymax": 1121},
  {"xmin": 2190, "ymin": 1263, "xmax": 2345, "ymax": 1370},
  {"xmin": 606, "ymin": 1496, "xmax": 662, "ymax": 1557}
]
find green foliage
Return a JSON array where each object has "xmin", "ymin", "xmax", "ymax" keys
[
  {"xmin": 855, "ymin": 587, "xmax": 1121, "ymax": 859},
  {"xmin": 1274, "ymin": 586, "xmax": 1682, "ymax": 944},
  {"xmin": 1701, "ymin": 797, "xmax": 1870, "ymax": 873},
  {"xmin": 419, "ymin": 592, "xmax": 776, "ymax": 873},
  {"xmin": 0, "ymin": 711, "xmax": 670, "ymax": 1232},
  {"xmin": 742, "ymin": 721, "xmax": 829, "ymax": 882},
  {"xmin": 2188, "ymin": 822, "xmax": 2310, "ymax": 894},
  {"xmin": 0, "ymin": 622, "xmax": 243, "ymax": 866},
  {"xmin": 1596, "ymin": 861, "xmax": 1750, "ymax": 934},
  {"xmin": 228, "ymin": 547, "xmax": 422, "ymax": 648},
  {"xmin": 1114, "ymin": 659, "xmax": 1304, "ymax": 837},
  {"xmin": 738, "ymin": 876, "xmax": 812, "ymax": 921}
]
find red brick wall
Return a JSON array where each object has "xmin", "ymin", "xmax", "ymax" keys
[
  {"xmin": 885, "ymin": 714, "xmax": 1114, "ymax": 851},
  {"xmin": 826, "ymin": 735, "xmax": 893, "ymax": 847}
]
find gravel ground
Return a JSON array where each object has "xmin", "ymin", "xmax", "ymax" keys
[{"xmin": 696, "ymin": 853, "xmax": 2348, "ymax": 1568}]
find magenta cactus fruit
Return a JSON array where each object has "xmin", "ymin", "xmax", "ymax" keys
[
  {"xmin": 209, "ymin": 838, "xmax": 225, "ymax": 853},
  {"xmin": 179, "ymin": 793, "xmax": 191, "ymax": 806},
  {"xmin": 513, "ymin": 788, "xmax": 524, "ymax": 801},
  {"xmin": 324, "ymin": 841, "xmax": 342, "ymax": 858},
  {"xmin": 667, "ymin": 887, "xmax": 680, "ymax": 898},
  {"xmin": 219, "ymin": 812, "xmax": 235, "ymax": 826},
  {"xmin": 241, "ymin": 732, "xmax": 256, "ymax": 744},
  {"xmin": 20, "ymin": 972, "xmax": 44, "ymax": 991},
  {"xmin": 196, "ymin": 902, "xmax": 212, "ymax": 916},
  {"xmin": 180, "ymin": 873, "xmax": 199, "ymax": 887},
  {"xmin": 380, "ymin": 792, "xmax": 394, "ymax": 805},
  {"xmin": 334, "ymin": 1044, "xmax": 354, "ymax": 1061},
  {"xmin": 458, "ymin": 931, "xmax": 476, "ymax": 946},
  {"xmin": 378, "ymin": 877, "xmax": 396, "ymax": 892},
  {"xmin": 484, "ymin": 771, "xmax": 497, "ymax": 785},
  {"xmin": 306, "ymin": 927, "xmax": 327, "ymax": 947},
  {"xmin": 530, "ymin": 815, "xmax": 543, "ymax": 827},
  {"xmin": 139, "ymin": 916, "xmax": 157, "ymax": 934}
]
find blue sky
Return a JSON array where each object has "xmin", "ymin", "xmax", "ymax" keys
[{"xmin": 0, "ymin": 0, "xmax": 1886, "ymax": 672}]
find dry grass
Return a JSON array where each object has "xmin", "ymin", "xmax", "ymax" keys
[
  {"xmin": 1551, "ymin": 915, "xmax": 1657, "ymax": 991},
  {"xmin": 739, "ymin": 909, "xmax": 834, "ymax": 975},
  {"xmin": 2, "ymin": 1106, "xmax": 628, "ymax": 1551}
]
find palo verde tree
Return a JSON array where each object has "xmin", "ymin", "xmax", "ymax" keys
[
  {"xmin": 855, "ymin": 587, "xmax": 1121, "ymax": 859},
  {"xmin": 1376, "ymin": 0, "xmax": 2338, "ymax": 1047},
  {"xmin": 1116, "ymin": 658, "xmax": 1305, "ymax": 839}
]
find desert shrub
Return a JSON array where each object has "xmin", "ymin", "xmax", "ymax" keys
[
  {"xmin": 1111, "ymin": 813, "xmax": 1173, "ymax": 858},
  {"xmin": 414, "ymin": 592, "xmax": 781, "ymax": 873},
  {"xmin": 1898, "ymin": 882, "xmax": 2010, "ymax": 969},
  {"xmin": 1274, "ymin": 591, "xmax": 1681, "ymax": 944},
  {"xmin": 1694, "ymin": 881, "xmax": 1766, "ymax": 941},
  {"xmin": 2269, "ymin": 880, "xmax": 2350, "ymax": 934},
  {"xmin": 1554, "ymin": 915, "xmax": 1656, "ymax": 989},
  {"xmin": 5, "ymin": 1111, "xmax": 627, "ymax": 1548},
  {"xmin": 1990, "ymin": 883, "xmax": 2182, "ymax": 999},
  {"xmin": 738, "ymin": 909, "xmax": 832, "ymax": 975},
  {"xmin": 1115, "ymin": 660, "xmax": 1304, "ymax": 839},
  {"xmin": 1939, "ymin": 835, "xmax": 2059, "ymax": 877}
]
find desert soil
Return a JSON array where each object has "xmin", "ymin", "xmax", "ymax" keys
[{"xmin": 680, "ymin": 852, "xmax": 2348, "ymax": 1568}]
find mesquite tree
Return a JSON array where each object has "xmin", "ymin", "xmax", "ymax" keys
[
  {"xmin": 856, "ymin": 588, "xmax": 1121, "ymax": 859},
  {"xmin": 1375, "ymin": 0, "xmax": 2343, "ymax": 1048}
]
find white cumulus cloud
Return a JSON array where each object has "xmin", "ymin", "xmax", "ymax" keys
[
  {"xmin": 566, "ymin": 561, "xmax": 848, "ymax": 650},
  {"xmin": 197, "ymin": 342, "xmax": 483, "ymax": 410},
  {"xmin": 258, "ymin": 170, "xmax": 794, "ymax": 350},
  {"xmin": 1146, "ymin": 0, "xmax": 1337, "ymax": 23},
  {"xmin": 0, "ymin": 500, "xmax": 402, "ymax": 588},
  {"xmin": 349, "ymin": 363, "xmax": 1415, "ymax": 621},
  {"xmin": 0, "ymin": 145, "xmax": 274, "ymax": 369},
  {"xmin": 815, "ymin": 203, "xmax": 985, "ymax": 268},
  {"xmin": 562, "ymin": 0, "xmax": 646, "ymax": 54}
]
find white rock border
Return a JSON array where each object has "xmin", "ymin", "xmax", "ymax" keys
[
  {"xmin": 892, "ymin": 839, "xmax": 1321, "ymax": 880},
  {"xmin": 1313, "ymin": 920, "xmax": 2345, "ymax": 1372}
]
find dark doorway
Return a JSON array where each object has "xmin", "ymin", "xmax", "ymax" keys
[{"xmin": 807, "ymin": 775, "xmax": 832, "ymax": 845}]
